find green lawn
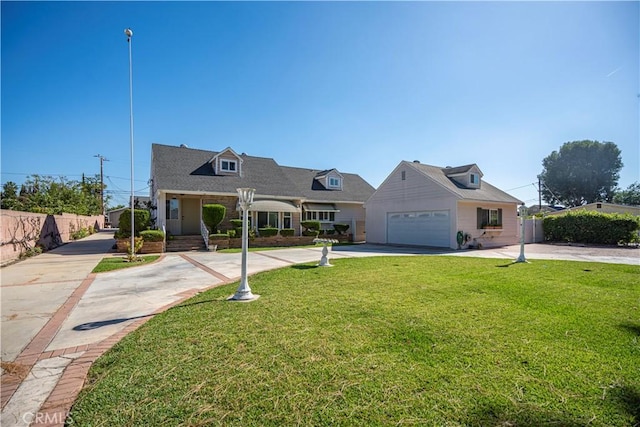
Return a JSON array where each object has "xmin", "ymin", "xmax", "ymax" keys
[
  {"xmin": 71, "ymin": 257, "xmax": 639, "ymax": 426},
  {"xmin": 92, "ymin": 255, "xmax": 160, "ymax": 273}
]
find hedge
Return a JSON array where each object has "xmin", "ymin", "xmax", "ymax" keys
[
  {"xmin": 301, "ymin": 221, "xmax": 321, "ymax": 232},
  {"xmin": 140, "ymin": 230, "xmax": 165, "ymax": 242},
  {"xmin": 118, "ymin": 209, "xmax": 151, "ymax": 237},
  {"xmin": 203, "ymin": 204, "xmax": 226, "ymax": 233},
  {"xmin": 280, "ymin": 228, "xmax": 295, "ymax": 237},
  {"xmin": 543, "ymin": 210, "xmax": 640, "ymax": 245},
  {"xmin": 333, "ymin": 223, "xmax": 350, "ymax": 235},
  {"xmin": 258, "ymin": 227, "xmax": 279, "ymax": 237}
]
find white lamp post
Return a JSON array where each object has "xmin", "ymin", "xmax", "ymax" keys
[
  {"xmin": 515, "ymin": 203, "xmax": 528, "ymax": 263},
  {"xmin": 229, "ymin": 188, "xmax": 260, "ymax": 301},
  {"xmin": 125, "ymin": 28, "xmax": 135, "ymax": 257}
]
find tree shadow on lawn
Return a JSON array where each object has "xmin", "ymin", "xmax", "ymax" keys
[
  {"xmin": 465, "ymin": 401, "xmax": 589, "ymax": 427},
  {"xmin": 619, "ymin": 322, "xmax": 640, "ymax": 336},
  {"xmin": 465, "ymin": 386, "xmax": 640, "ymax": 426}
]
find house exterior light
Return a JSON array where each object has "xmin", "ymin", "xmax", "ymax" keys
[
  {"xmin": 229, "ymin": 188, "xmax": 260, "ymax": 301},
  {"xmin": 515, "ymin": 204, "xmax": 528, "ymax": 263}
]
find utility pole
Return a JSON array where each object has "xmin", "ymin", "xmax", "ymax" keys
[
  {"xmin": 538, "ymin": 177, "xmax": 543, "ymax": 210},
  {"xmin": 94, "ymin": 154, "xmax": 109, "ymax": 216}
]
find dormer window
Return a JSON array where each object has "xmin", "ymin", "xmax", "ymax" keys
[
  {"xmin": 221, "ymin": 159, "xmax": 237, "ymax": 172},
  {"xmin": 210, "ymin": 147, "xmax": 243, "ymax": 176},
  {"xmin": 470, "ymin": 173, "xmax": 479, "ymax": 185},
  {"xmin": 329, "ymin": 177, "xmax": 342, "ymax": 189}
]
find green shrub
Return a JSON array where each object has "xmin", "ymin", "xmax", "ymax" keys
[
  {"xmin": 140, "ymin": 230, "xmax": 165, "ymax": 242},
  {"xmin": 333, "ymin": 223, "xmax": 350, "ymax": 235},
  {"xmin": 259, "ymin": 227, "xmax": 279, "ymax": 237},
  {"xmin": 302, "ymin": 230, "xmax": 320, "ymax": 237},
  {"xmin": 209, "ymin": 233, "xmax": 229, "ymax": 240},
  {"xmin": 279, "ymin": 228, "xmax": 295, "ymax": 237},
  {"xmin": 118, "ymin": 209, "xmax": 150, "ymax": 237},
  {"xmin": 230, "ymin": 219, "xmax": 243, "ymax": 228},
  {"xmin": 232, "ymin": 228, "xmax": 242, "ymax": 238},
  {"xmin": 71, "ymin": 228, "xmax": 90, "ymax": 240},
  {"xmin": 326, "ymin": 229, "xmax": 336, "ymax": 235},
  {"xmin": 227, "ymin": 229, "xmax": 237, "ymax": 238},
  {"xmin": 301, "ymin": 221, "xmax": 321, "ymax": 233},
  {"xmin": 543, "ymin": 211, "xmax": 640, "ymax": 245},
  {"xmin": 203, "ymin": 204, "xmax": 226, "ymax": 233}
]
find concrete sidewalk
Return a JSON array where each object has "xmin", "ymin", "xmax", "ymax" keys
[{"xmin": 1, "ymin": 236, "xmax": 638, "ymax": 426}]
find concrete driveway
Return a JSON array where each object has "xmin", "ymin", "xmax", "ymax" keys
[{"xmin": 1, "ymin": 232, "xmax": 638, "ymax": 426}]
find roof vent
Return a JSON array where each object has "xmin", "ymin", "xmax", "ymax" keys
[
  {"xmin": 413, "ymin": 160, "xmax": 420, "ymax": 163},
  {"xmin": 445, "ymin": 166, "xmax": 452, "ymax": 168},
  {"xmin": 180, "ymin": 144, "xmax": 188, "ymax": 148}
]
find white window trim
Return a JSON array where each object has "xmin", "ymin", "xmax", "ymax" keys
[
  {"xmin": 220, "ymin": 159, "xmax": 238, "ymax": 172},
  {"xmin": 305, "ymin": 211, "xmax": 336, "ymax": 222},
  {"xmin": 328, "ymin": 177, "xmax": 342, "ymax": 189}
]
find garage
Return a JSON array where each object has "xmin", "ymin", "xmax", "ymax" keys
[{"xmin": 387, "ymin": 210, "xmax": 450, "ymax": 247}]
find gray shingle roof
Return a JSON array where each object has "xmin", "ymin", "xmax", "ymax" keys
[
  {"xmin": 151, "ymin": 143, "xmax": 375, "ymax": 202},
  {"xmin": 407, "ymin": 161, "xmax": 522, "ymax": 204}
]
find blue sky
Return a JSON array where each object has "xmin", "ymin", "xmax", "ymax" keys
[{"xmin": 2, "ymin": 1, "xmax": 638, "ymax": 208}]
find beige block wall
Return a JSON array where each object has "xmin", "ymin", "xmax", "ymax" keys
[{"xmin": 1, "ymin": 210, "xmax": 104, "ymax": 265}]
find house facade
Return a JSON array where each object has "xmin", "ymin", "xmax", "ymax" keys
[
  {"xmin": 366, "ymin": 161, "xmax": 523, "ymax": 249},
  {"xmin": 150, "ymin": 144, "xmax": 375, "ymax": 240}
]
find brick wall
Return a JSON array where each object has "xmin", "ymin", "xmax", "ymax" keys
[{"xmin": 1, "ymin": 210, "xmax": 104, "ymax": 265}]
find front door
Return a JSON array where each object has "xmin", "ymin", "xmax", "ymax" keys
[
  {"xmin": 167, "ymin": 198, "xmax": 181, "ymax": 235},
  {"xmin": 182, "ymin": 198, "xmax": 201, "ymax": 234}
]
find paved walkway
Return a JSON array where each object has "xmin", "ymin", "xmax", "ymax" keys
[{"xmin": 1, "ymin": 232, "xmax": 638, "ymax": 426}]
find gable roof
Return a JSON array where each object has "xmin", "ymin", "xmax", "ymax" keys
[
  {"xmin": 151, "ymin": 143, "xmax": 375, "ymax": 203},
  {"xmin": 406, "ymin": 161, "xmax": 522, "ymax": 204}
]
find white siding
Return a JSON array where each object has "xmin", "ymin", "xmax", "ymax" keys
[
  {"xmin": 457, "ymin": 201, "xmax": 519, "ymax": 248},
  {"xmin": 366, "ymin": 164, "xmax": 458, "ymax": 247}
]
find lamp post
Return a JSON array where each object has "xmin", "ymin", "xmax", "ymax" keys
[
  {"xmin": 125, "ymin": 28, "xmax": 135, "ymax": 257},
  {"xmin": 515, "ymin": 203, "xmax": 528, "ymax": 263},
  {"xmin": 229, "ymin": 188, "xmax": 260, "ymax": 301}
]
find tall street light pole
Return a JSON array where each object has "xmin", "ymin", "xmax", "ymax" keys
[
  {"xmin": 125, "ymin": 28, "xmax": 135, "ymax": 257},
  {"xmin": 229, "ymin": 188, "xmax": 260, "ymax": 302}
]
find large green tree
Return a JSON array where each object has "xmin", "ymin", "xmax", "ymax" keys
[
  {"xmin": 613, "ymin": 182, "xmax": 640, "ymax": 206},
  {"xmin": 1, "ymin": 174, "xmax": 107, "ymax": 215},
  {"xmin": 538, "ymin": 140, "xmax": 623, "ymax": 207}
]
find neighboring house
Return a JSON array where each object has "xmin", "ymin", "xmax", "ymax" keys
[
  {"xmin": 546, "ymin": 202, "xmax": 640, "ymax": 216},
  {"xmin": 106, "ymin": 196, "xmax": 150, "ymax": 228},
  {"xmin": 366, "ymin": 161, "xmax": 523, "ymax": 249},
  {"xmin": 150, "ymin": 144, "xmax": 375, "ymax": 240}
]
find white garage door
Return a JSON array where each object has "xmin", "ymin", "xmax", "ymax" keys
[{"xmin": 387, "ymin": 210, "xmax": 450, "ymax": 247}]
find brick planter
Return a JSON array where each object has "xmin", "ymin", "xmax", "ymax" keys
[
  {"xmin": 140, "ymin": 241, "xmax": 165, "ymax": 254},
  {"xmin": 116, "ymin": 239, "xmax": 165, "ymax": 254}
]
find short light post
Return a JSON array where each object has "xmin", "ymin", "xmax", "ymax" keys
[
  {"xmin": 229, "ymin": 188, "xmax": 260, "ymax": 301},
  {"xmin": 515, "ymin": 203, "xmax": 528, "ymax": 263}
]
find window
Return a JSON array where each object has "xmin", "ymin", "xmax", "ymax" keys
[
  {"xmin": 470, "ymin": 173, "xmax": 479, "ymax": 185},
  {"xmin": 477, "ymin": 208, "xmax": 502, "ymax": 228},
  {"xmin": 257, "ymin": 211, "xmax": 279, "ymax": 228},
  {"xmin": 401, "ymin": 171, "xmax": 406, "ymax": 181},
  {"xmin": 283, "ymin": 212, "xmax": 292, "ymax": 229},
  {"xmin": 328, "ymin": 177, "xmax": 342, "ymax": 189},
  {"xmin": 305, "ymin": 211, "xmax": 335, "ymax": 222},
  {"xmin": 221, "ymin": 159, "xmax": 237, "ymax": 172},
  {"xmin": 166, "ymin": 199, "xmax": 179, "ymax": 220}
]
